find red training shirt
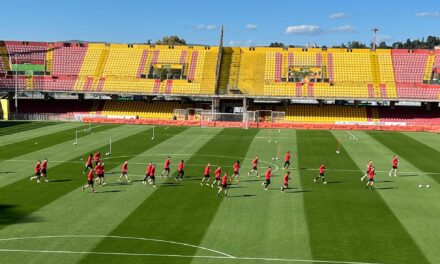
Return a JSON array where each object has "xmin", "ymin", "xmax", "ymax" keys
[
  {"xmin": 221, "ymin": 175, "xmax": 228, "ymax": 185},
  {"xmin": 285, "ymin": 152, "xmax": 291, "ymax": 162},
  {"xmin": 164, "ymin": 158, "xmax": 171, "ymax": 169},
  {"xmin": 215, "ymin": 168, "xmax": 221, "ymax": 178},
  {"xmin": 178, "ymin": 162, "xmax": 184, "ymax": 171},
  {"xmin": 265, "ymin": 169, "xmax": 271, "ymax": 180}
]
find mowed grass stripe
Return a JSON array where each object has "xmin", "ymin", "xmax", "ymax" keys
[
  {"xmin": 0, "ymin": 126, "xmax": 187, "ymax": 231},
  {"xmin": 367, "ymin": 131, "xmax": 440, "ymax": 184},
  {"xmin": 191, "ymin": 129, "xmax": 313, "ymax": 264},
  {"xmin": 0, "ymin": 127, "xmax": 212, "ymax": 264},
  {"xmin": 333, "ymin": 130, "xmax": 440, "ymax": 264},
  {"xmin": 0, "ymin": 121, "xmax": 58, "ymax": 136},
  {"xmin": 403, "ymin": 132, "xmax": 440, "ymax": 152},
  {"xmin": 0, "ymin": 123, "xmax": 115, "ymax": 160},
  {"xmin": 297, "ymin": 130, "xmax": 429, "ymax": 264},
  {"xmin": 0, "ymin": 122, "xmax": 84, "ymax": 147},
  {"xmin": 79, "ymin": 128, "xmax": 258, "ymax": 264}
]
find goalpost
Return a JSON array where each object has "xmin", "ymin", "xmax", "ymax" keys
[{"xmin": 200, "ymin": 111, "xmax": 256, "ymax": 129}]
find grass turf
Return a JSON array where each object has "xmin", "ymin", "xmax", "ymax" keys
[{"xmin": 0, "ymin": 122, "xmax": 439, "ymax": 264}]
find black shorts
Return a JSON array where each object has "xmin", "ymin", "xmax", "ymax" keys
[
  {"xmin": 121, "ymin": 171, "xmax": 128, "ymax": 175},
  {"xmin": 204, "ymin": 174, "xmax": 210, "ymax": 178},
  {"xmin": 164, "ymin": 168, "xmax": 170, "ymax": 172},
  {"xmin": 215, "ymin": 177, "xmax": 220, "ymax": 181},
  {"xmin": 98, "ymin": 173, "xmax": 104, "ymax": 178},
  {"xmin": 41, "ymin": 169, "xmax": 47, "ymax": 175},
  {"xmin": 86, "ymin": 164, "xmax": 93, "ymax": 169},
  {"xmin": 150, "ymin": 175, "xmax": 155, "ymax": 179},
  {"xmin": 392, "ymin": 165, "xmax": 397, "ymax": 169},
  {"xmin": 284, "ymin": 161, "xmax": 290, "ymax": 166},
  {"xmin": 234, "ymin": 171, "xmax": 239, "ymax": 175},
  {"xmin": 35, "ymin": 171, "xmax": 41, "ymax": 177},
  {"xmin": 221, "ymin": 183, "xmax": 227, "ymax": 188},
  {"xmin": 368, "ymin": 178, "xmax": 374, "ymax": 182},
  {"xmin": 284, "ymin": 183, "xmax": 289, "ymax": 188},
  {"xmin": 178, "ymin": 169, "xmax": 184, "ymax": 175},
  {"xmin": 253, "ymin": 166, "xmax": 257, "ymax": 170},
  {"xmin": 265, "ymin": 179, "xmax": 271, "ymax": 184},
  {"xmin": 88, "ymin": 179, "xmax": 94, "ymax": 185},
  {"xmin": 319, "ymin": 172, "xmax": 324, "ymax": 177}
]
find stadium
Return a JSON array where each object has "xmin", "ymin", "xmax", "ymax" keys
[{"xmin": 0, "ymin": 1, "xmax": 439, "ymax": 264}]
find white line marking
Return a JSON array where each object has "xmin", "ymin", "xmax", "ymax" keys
[
  {"xmin": 0, "ymin": 154, "xmax": 280, "ymax": 173},
  {"xmin": 0, "ymin": 235, "xmax": 234, "ymax": 258},
  {"xmin": 0, "ymin": 248, "xmax": 383, "ymax": 264},
  {"xmin": 345, "ymin": 131, "xmax": 359, "ymax": 141}
]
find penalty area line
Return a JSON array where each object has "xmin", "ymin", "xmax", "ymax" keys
[{"xmin": 0, "ymin": 248, "xmax": 383, "ymax": 264}]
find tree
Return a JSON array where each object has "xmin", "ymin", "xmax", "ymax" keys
[
  {"xmin": 269, "ymin": 42, "xmax": 285, "ymax": 48},
  {"xmin": 378, "ymin": 41, "xmax": 391, "ymax": 49},
  {"xmin": 155, "ymin": 36, "xmax": 186, "ymax": 45}
]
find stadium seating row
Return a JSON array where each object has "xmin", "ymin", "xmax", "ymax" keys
[
  {"xmin": 11, "ymin": 99, "xmax": 440, "ymax": 126},
  {"xmin": 1, "ymin": 41, "xmax": 439, "ymax": 100}
]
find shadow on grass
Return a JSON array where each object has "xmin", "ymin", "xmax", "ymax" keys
[
  {"xmin": 0, "ymin": 171, "xmax": 15, "ymax": 174},
  {"xmin": 375, "ymin": 187, "xmax": 397, "ymax": 190},
  {"xmin": 326, "ymin": 181, "xmax": 342, "ymax": 184},
  {"xmin": 398, "ymin": 174, "xmax": 418, "ymax": 177},
  {"xmin": 376, "ymin": 180, "xmax": 394, "ymax": 183},
  {"xmin": 289, "ymin": 190, "xmax": 314, "ymax": 194},
  {"xmin": 226, "ymin": 194, "xmax": 256, "ymax": 198},
  {"xmin": 0, "ymin": 204, "xmax": 42, "ymax": 225},
  {"xmin": 97, "ymin": 190, "xmax": 125, "ymax": 193},
  {"xmin": 48, "ymin": 179, "xmax": 72, "ymax": 183}
]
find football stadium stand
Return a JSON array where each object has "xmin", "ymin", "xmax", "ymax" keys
[{"xmin": 1, "ymin": 40, "xmax": 440, "ymax": 130}]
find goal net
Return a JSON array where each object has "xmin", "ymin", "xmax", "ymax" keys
[{"xmin": 200, "ymin": 111, "xmax": 257, "ymax": 129}]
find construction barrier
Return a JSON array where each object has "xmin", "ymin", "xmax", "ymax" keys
[{"xmin": 82, "ymin": 117, "xmax": 440, "ymax": 133}]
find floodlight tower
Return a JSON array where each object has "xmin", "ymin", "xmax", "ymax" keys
[{"xmin": 372, "ymin": 28, "xmax": 379, "ymax": 50}]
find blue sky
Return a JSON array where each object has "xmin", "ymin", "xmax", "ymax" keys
[{"xmin": 1, "ymin": 0, "xmax": 439, "ymax": 46}]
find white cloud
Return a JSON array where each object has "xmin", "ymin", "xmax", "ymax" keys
[
  {"xmin": 196, "ymin": 24, "xmax": 217, "ymax": 30},
  {"xmin": 330, "ymin": 25, "xmax": 357, "ymax": 33},
  {"xmin": 415, "ymin": 12, "xmax": 440, "ymax": 17},
  {"xmin": 227, "ymin": 40, "xmax": 254, "ymax": 46},
  {"xmin": 245, "ymin": 24, "xmax": 258, "ymax": 30},
  {"xmin": 285, "ymin": 25, "xmax": 322, "ymax": 35},
  {"xmin": 377, "ymin": 34, "xmax": 391, "ymax": 42},
  {"xmin": 228, "ymin": 40, "xmax": 242, "ymax": 46},
  {"xmin": 329, "ymin": 12, "xmax": 348, "ymax": 19}
]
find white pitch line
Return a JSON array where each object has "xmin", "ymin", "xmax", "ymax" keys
[
  {"xmin": 345, "ymin": 131, "xmax": 359, "ymax": 141},
  {"xmin": 0, "ymin": 235, "xmax": 234, "ymax": 258},
  {"xmin": 0, "ymin": 248, "xmax": 383, "ymax": 264}
]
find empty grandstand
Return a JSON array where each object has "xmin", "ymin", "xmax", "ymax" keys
[{"xmin": 0, "ymin": 37, "xmax": 439, "ymax": 130}]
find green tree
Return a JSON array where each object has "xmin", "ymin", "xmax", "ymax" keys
[
  {"xmin": 155, "ymin": 36, "xmax": 186, "ymax": 45},
  {"xmin": 269, "ymin": 42, "xmax": 285, "ymax": 48}
]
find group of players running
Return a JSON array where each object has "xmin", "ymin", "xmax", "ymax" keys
[{"xmin": 31, "ymin": 150, "xmax": 399, "ymax": 195}]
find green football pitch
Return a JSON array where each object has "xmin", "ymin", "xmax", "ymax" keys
[{"xmin": 0, "ymin": 121, "xmax": 439, "ymax": 264}]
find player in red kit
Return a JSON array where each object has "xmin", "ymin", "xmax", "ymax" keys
[
  {"xmin": 389, "ymin": 155, "xmax": 399, "ymax": 177},
  {"xmin": 283, "ymin": 151, "xmax": 291, "ymax": 170},
  {"xmin": 30, "ymin": 160, "xmax": 41, "ymax": 183},
  {"xmin": 281, "ymin": 171, "xmax": 291, "ymax": 192},
  {"xmin": 361, "ymin": 160, "xmax": 373, "ymax": 182},
  {"xmin": 314, "ymin": 163, "xmax": 327, "ymax": 184},
  {"xmin": 231, "ymin": 161, "xmax": 240, "ymax": 183},
  {"xmin": 262, "ymin": 167, "xmax": 272, "ymax": 190},
  {"xmin": 83, "ymin": 154, "xmax": 93, "ymax": 174},
  {"xmin": 248, "ymin": 157, "xmax": 259, "ymax": 177},
  {"xmin": 161, "ymin": 156, "xmax": 171, "ymax": 178},
  {"xmin": 217, "ymin": 173, "xmax": 228, "ymax": 197},
  {"xmin": 176, "ymin": 160, "xmax": 185, "ymax": 181},
  {"xmin": 41, "ymin": 158, "xmax": 48, "ymax": 182},
  {"xmin": 82, "ymin": 168, "xmax": 95, "ymax": 193},
  {"xmin": 366, "ymin": 166, "xmax": 375, "ymax": 190},
  {"xmin": 211, "ymin": 166, "xmax": 222, "ymax": 188},
  {"xmin": 201, "ymin": 163, "xmax": 211, "ymax": 186},
  {"xmin": 143, "ymin": 162, "xmax": 153, "ymax": 184},
  {"xmin": 94, "ymin": 162, "xmax": 105, "ymax": 186},
  {"xmin": 93, "ymin": 151, "xmax": 101, "ymax": 166},
  {"xmin": 149, "ymin": 164, "xmax": 157, "ymax": 187},
  {"xmin": 118, "ymin": 161, "xmax": 130, "ymax": 183}
]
